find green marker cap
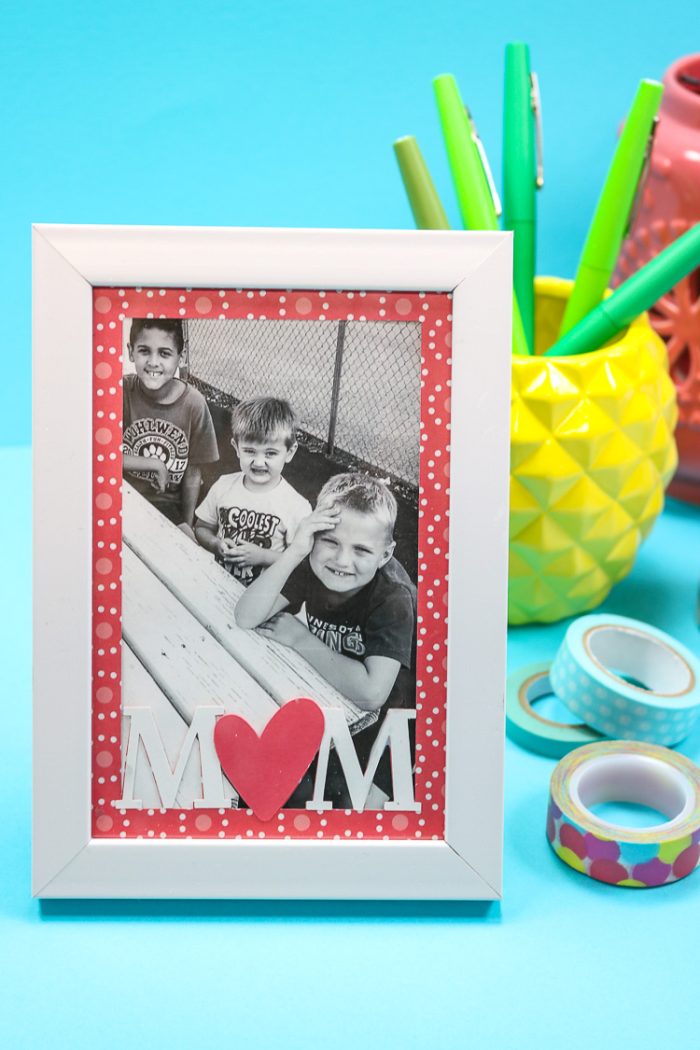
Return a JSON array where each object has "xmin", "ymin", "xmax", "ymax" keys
[
  {"xmin": 393, "ymin": 136, "xmax": 450, "ymax": 231},
  {"xmin": 433, "ymin": 73, "xmax": 499, "ymax": 232},
  {"xmin": 546, "ymin": 222, "xmax": 700, "ymax": 357}
]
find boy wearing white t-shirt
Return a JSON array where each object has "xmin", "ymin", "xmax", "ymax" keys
[{"xmin": 195, "ymin": 397, "xmax": 311, "ymax": 585}]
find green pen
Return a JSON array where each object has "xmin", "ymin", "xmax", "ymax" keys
[
  {"xmin": 393, "ymin": 136, "xmax": 450, "ymax": 230},
  {"xmin": 434, "ymin": 72, "xmax": 529, "ymax": 356},
  {"xmin": 503, "ymin": 42, "xmax": 543, "ymax": 354},
  {"xmin": 434, "ymin": 73, "xmax": 500, "ymax": 230},
  {"xmin": 545, "ymin": 222, "xmax": 700, "ymax": 357},
  {"xmin": 558, "ymin": 78, "xmax": 663, "ymax": 337}
]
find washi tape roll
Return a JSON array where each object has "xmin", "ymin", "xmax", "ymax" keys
[
  {"xmin": 550, "ymin": 614, "xmax": 700, "ymax": 747},
  {"xmin": 547, "ymin": 740, "xmax": 700, "ymax": 887},
  {"xmin": 506, "ymin": 662, "xmax": 605, "ymax": 757}
]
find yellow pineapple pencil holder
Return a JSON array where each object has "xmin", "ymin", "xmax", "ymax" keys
[{"xmin": 509, "ymin": 277, "xmax": 678, "ymax": 625}]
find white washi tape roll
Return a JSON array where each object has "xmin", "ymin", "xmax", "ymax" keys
[
  {"xmin": 550, "ymin": 614, "xmax": 700, "ymax": 746},
  {"xmin": 548, "ymin": 741, "xmax": 700, "ymax": 887}
]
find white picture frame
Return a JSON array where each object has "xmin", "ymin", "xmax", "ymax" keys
[{"xmin": 33, "ymin": 224, "xmax": 511, "ymax": 899}]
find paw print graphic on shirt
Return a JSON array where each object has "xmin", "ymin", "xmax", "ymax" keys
[{"xmin": 141, "ymin": 443, "xmax": 169, "ymax": 463}]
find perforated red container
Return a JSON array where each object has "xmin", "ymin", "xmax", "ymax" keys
[{"xmin": 615, "ymin": 55, "xmax": 700, "ymax": 503}]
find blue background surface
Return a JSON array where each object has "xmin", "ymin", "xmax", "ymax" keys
[
  {"xmin": 3, "ymin": 2, "xmax": 700, "ymax": 1046},
  {"xmin": 2, "ymin": 0, "xmax": 699, "ymax": 446}
]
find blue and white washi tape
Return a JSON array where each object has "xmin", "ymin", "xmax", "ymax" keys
[
  {"xmin": 550, "ymin": 614, "xmax": 700, "ymax": 747},
  {"xmin": 506, "ymin": 662, "xmax": 604, "ymax": 758}
]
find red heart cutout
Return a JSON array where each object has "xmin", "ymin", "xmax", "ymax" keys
[{"xmin": 213, "ymin": 698, "xmax": 325, "ymax": 821}]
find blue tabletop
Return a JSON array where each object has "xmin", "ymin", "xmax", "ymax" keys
[{"xmin": 3, "ymin": 443, "xmax": 699, "ymax": 1048}]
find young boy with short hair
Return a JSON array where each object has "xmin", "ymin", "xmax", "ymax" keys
[
  {"xmin": 195, "ymin": 397, "xmax": 312, "ymax": 584},
  {"xmin": 122, "ymin": 318, "xmax": 219, "ymax": 533},
  {"xmin": 235, "ymin": 472, "xmax": 416, "ymax": 806}
]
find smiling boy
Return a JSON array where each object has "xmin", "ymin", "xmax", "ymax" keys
[
  {"xmin": 235, "ymin": 472, "xmax": 416, "ymax": 806},
  {"xmin": 195, "ymin": 397, "xmax": 312, "ymax": 584},
  {"xmin": 122, "ymin": 319, "xmax": 219, "ymax": 532}
]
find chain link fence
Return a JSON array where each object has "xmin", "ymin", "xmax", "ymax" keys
[{"xmin": 186, "ymin": 318, "xmax": 421, "ymax": 490}]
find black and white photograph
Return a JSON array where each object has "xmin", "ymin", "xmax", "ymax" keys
[{"xmin": 120, "ymin": 306, "xmax": 421, "ymax": 812}]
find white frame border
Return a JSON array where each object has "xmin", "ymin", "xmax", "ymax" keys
[{"xmin": 33, "ymin": 224, "xmax": 511, "ymax": 899}]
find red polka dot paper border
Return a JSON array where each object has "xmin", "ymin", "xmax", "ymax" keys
[{"xmin": 91, "ymin": 287, "xmax": 452, "ymax": 841}]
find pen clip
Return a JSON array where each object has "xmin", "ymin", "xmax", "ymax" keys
[
  {"xmin": 530, "ymin": 72, "xmax": 544, "ymax": 189},
  {"xmin": 625, "ymin": 116, "xmax": 659, "ymax": 236},
  {"xmin": 465, "ymin": 107, "xmax": 502, "ymax": 218}
]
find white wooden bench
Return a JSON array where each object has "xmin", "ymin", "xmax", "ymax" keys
[{"xmin": 121, "ymin": 483, "xmax": 373, "ymax": 807}]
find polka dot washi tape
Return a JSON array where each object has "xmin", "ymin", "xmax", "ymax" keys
[
  {"xmin": 550, "ymin": 614, "xmax": 700, "ymax": 747},
  {"xmin": 506, "ymin": 662, "xmax": 604, "ymax": 758},
  {"xmin": 547, "ymin": 740, "xmax": 700, "ymax": 887}
]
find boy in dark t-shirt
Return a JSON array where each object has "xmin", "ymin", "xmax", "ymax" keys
[
  {"xmin": 235, "ymin": 472, "xmax": 416, "ymax": 808},
  {"xmin": 122, "ymin": 319, "xmax": 219, "ymax": 533}
]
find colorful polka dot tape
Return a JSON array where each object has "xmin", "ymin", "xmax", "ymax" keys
[
  {"xmin": 506, "ymin": 662, "xmax": 604, "ymax": 758},
  {"xmin": 547, "ymin": 740, "xmax": 700, "ymax": 887},
  {"xmin": 550, "ymin": 614, "xmax": 700, "ymax": 747}
]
